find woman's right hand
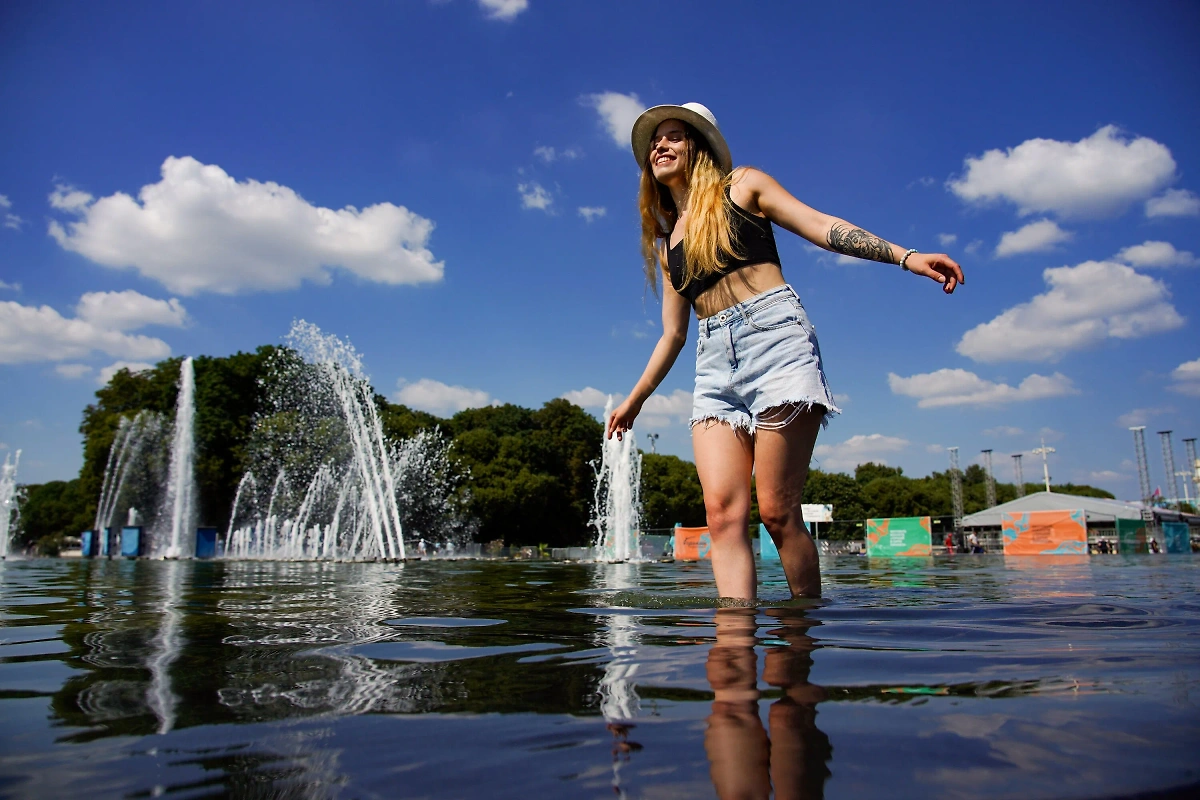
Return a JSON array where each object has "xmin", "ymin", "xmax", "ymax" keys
[{"xmin": 606, "ymin": 396, "xmax": 643, "ymax": 440}]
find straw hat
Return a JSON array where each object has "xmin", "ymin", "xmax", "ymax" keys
[{"xmin": 630, "ymin": 102, "xmax": 732, "ymax": 175}]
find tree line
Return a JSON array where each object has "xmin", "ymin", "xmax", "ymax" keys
[{"xmin": 11, "ymin": 349, "xmax": 1113, "ymax": 553}]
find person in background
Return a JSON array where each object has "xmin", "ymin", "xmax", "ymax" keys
[
  {"xmin": 943, "ymin": 531, "xmax": 955, "ymax": 555},
  {"xmin": 966, "ymin": 531, "xmax": 982, "ymax": 553}
]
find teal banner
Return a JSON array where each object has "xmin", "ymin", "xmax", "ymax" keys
[{"xmin": 1162, "ymin": 522, "xmax": 1190, "ymax": 554}]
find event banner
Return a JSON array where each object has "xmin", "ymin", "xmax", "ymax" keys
[
  {"xmin": 1162, "ymin": 521, "xmax": 1191, "ymax": 554},
  {"xmin": 801, "ymin": 504, "xmax": 833, "ymax": 523},
  {"xmin": 673, "ymin": 527, "xmax": 712, "ymax": 561},
  {"xmin": 1001, "ymin": 509, "xmax": 1087, "ymax": 555},
  {"xmin": 1115, "ymin": 518, "xmax": 1148, "ymax": 554},
  {"xmin": 865, "ymin": 517, "xmax": 932, "ymax": 557}
]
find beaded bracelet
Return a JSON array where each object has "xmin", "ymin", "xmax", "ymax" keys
[{"xmin": 900, "ymin": 248, "xmax": 919, "ymax": 272}]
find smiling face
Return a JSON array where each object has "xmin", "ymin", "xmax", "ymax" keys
[{"xmin": 648, "ymin": 119, "xmax": 689, "ymax": 185}]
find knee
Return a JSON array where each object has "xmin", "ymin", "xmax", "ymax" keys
[
  {"xmin": 758, "ymin": 498, "xmax": 801, "ymax": 535},
  {"xmin": 705, "ymin": 493, "xmax": 749, "ymax": 534}
]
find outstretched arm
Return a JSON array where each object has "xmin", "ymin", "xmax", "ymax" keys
[
  {"xmin": 607, "ymin": 263, "xmax": 692, "ymax": 440},
  {"xmin": 736, "ymin": 168, "xmax": 964, "ymax": 294}
]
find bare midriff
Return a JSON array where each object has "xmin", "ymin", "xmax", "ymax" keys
[{"xmin": 692, "ymin": 261, "xmax": 786, "ymax": 319}]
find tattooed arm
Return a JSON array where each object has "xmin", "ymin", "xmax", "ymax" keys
[{"xmin": 732, "ymin": 167, "xmax": 964, "ymax": 292}]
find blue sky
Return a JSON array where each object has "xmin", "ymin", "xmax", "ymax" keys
[{"xmin": 1, "ymin": 0, "xmax": 1197, "ymax": 504}]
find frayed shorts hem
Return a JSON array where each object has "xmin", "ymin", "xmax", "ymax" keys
[{"xmin": 689, "ymin": 397, "xmax": 841, "ymax": 436}]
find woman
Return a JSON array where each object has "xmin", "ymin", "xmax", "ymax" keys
[{"xmin": 606, "ymin": 103, "xmax": 963, "ymax": 601}]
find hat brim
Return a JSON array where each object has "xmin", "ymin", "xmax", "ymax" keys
[{"xmin": 631, "ymin": 104, "xmax": 733, "ymax": 176}]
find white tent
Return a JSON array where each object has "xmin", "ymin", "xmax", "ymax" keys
[{"xmin": 962, "ymin": 491, "xmax": 1199, "ymax": 529}]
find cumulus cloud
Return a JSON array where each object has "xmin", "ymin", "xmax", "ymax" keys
[
  {"xmin": 578, "ymin": 206, "xmax": 606, "ymax": 223},
  {"xmin": 888, "ymin": 369, "xmax": 1078, "ymax": 408},
  {"xmin": 0, "ymin": 294, "xmax": 175, "ymax": 365},
  {"xmin": 76, "ymin": 290, "xmax": 187, "ymax": 331},
  {"xmin": 97, "ymin": 361, "xmax": 155, "ymax": 385},
  {"xmin": 937, "ymin": 233, "xmax": 957, "ymax": 247},
  {"xmin": 394, "ymin": 378, "xmax": 496, "ymax": 415},
  {"xmin": 833, "ymin": 393, "xmax": 851, "ymax": 406},
  {"xmin": 1113, "ymin": 240, "xmax": 1197, "ymax": 268},
  {"xmin": 964, "ymin": 239, "xmax": 983, "ymax": 255},
  {"xmin": 995, "ymin": 219, "xmax": 1073, "ymax": 257},
  {"xmin": 517, "ymin": 182, "xmax": 553, "ymax": 211},
  {"xmin": 48, "ymin": 157, "xmax": 443, "ymax": 295},
  {"xmin": 534, "ymin": 146, "xmax": 580, "ymax": 163},
  {"xmin": 947, "ymin": 126, "xmax": 1177, "ymax": 218},
  {"xmin": 1145, "ymin": 188, "xmax": 1200, "ymax": 218},
  {"xmin": 561, "ymin": 387, "xmax": 612, "ymax": 408},
  {"xmin": 814, "ymin": 434, "xmax": 909, "ymax": 472},
  {"xmin": 1, "ymin": 194, "xmax": 23, "ymax": 230},
  {"xmin": 55, "ymin": 363, "xmax": 92, "ymax": 379},
  {"xmin": 1117, "ymin": 407, "xmax": 1172, "ymax": 428},
  {"xmin": 0, "ymin": 279, "xmax": 19, "ymax": 291},
  {"xmin": 956, "ymin": 260, "xmax": 1184, "ymax": 362},
  {"xmin": 477, "ymin": 0, "xmax": 527, "ymax": 21},
  {"xmin": 582, "ymin": 91, "xmax": 644, "ymax": 148},
  {"xmin": 1169, "ymin": 358, "xmax": 1200, "ymax": 397}
]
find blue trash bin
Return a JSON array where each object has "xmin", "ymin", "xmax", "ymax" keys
[
  {"xmin": 99, "ymin": 527, "xmax": 113, "ymax": 557},
  {"xmin": 196, "ymin": 527, "xmax": 217, "ymax": 559},
  {"xmin": 121, "ymin": 527, "xmax": 143, "ymax": 558},
  {"xmin": 81, "ymin": 530, "xmax": 95, "ymax": 558}
]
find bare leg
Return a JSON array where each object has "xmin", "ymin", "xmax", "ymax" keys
[
  {"xmin": 704, "ymin": 608, "xmax": 770, "ymax": 799},
  {"xmin": 753, "ymin": 406, "xmax": 824, "ymax": 598},
  {"xmin": 692, "ymin": 421, "xmax": 756, "ymax": 601}
]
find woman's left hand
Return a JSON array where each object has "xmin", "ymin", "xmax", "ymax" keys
[{"xmin": 905, "ymin": 253, "xmax": 964, "ymax": 294}]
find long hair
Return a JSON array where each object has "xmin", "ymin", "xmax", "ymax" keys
[{"xmin": 638, "ymin": 122, "xmax": 740, "ymax": 294}]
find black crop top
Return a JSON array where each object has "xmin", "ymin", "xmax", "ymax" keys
[{"xmin": 667, "ymin": 190, "xmax": 781, "ymax": 305}]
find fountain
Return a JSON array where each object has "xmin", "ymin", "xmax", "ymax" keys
[
  {"xmin": 94, "ymin": 411, "xmax": 167, "ymax": 535},
  {"xmin": 225, "ymin": 321, "xmax": 473, "ymax": 560},
  {"xmin": 0, "ymin": 449, "xmax": 21, "ymax": 558},
  {"xmin": 158, "ymin": 356, "xmax": 197, "ymax": 558},
  {"xmin": 591, "ymin": 396, "xmax": 643, "ymax": 562}
]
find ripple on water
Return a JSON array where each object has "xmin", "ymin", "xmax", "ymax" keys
[{"xmin": 383, "ymin": 617, "xmax": 506, "ymax": 627}]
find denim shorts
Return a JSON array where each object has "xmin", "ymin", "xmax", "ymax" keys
[{"xmin": 691, "ymin": 284, "xmax": 841, "ymax": 433}]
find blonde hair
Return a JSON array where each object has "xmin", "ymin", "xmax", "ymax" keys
[{"xmin": 638, "ymin": 122, "xmax": 740, "ymax": 294}]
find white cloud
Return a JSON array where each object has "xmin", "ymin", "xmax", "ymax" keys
[
  {"xmin": 75, "ymin": 290, "xmax": 187, "ymax": 331},
  {"xmin": 888, "ymin": 369, "xmax": 1078, "ymax": 408},
  {"xmin": 478, "ymin": 0, "xmax": 528, "ymax": 21},
  {"xmin": 925, "ymin": 443, "xmax": 946, "ymax": 455},
  {"xmin": 957, "ymin": 260, "xmax": 1184, "ymax": 362},
  {"xmin": 1169, "ymin": 357, "xmax": 1200, "ymax": 397},
  {"xmin": 0, "ymin": 296, "xmax": 172, "ymax": 365},
  {"xmin": 947, "ymin": 126, "xmax": 1177, "ymax": 218},
  {"xmin": 561, "ymin": 387, "xmax": 613, "ymax": 408},
  {"xmin": 0, "ymin": 279, "xmax": 19, "ymax": 291},
  {"xmin": 97, "ymin": 361, "xmax": 155, "ymax": 385},
  {"xmin": 533, "ymin": 146, "xmax": 580, "ymax": 163},
  {"xmin": 394, "ymin": 378, "xmax": 496, "ymax": 415},
  {"xmin": 1113, "ymin": 240, "xmax": 1197, "ymax": 268},
  {"xmin": 937, "ymin": 233, "xmax": 957, "ymax": 247},
  {"xmin": 964, "ymin": 239, "xmax": 983, "ymax": 255},
  {"xmin": 1, "ymin": 194, "xmax": 23, "ymax": 230},
  {"xmin": 1145, "ymin": 188, "xmax": 1200, "ymax": 218},
  {"xmin": 578, "ymin": 206, "xmax": 606, "ymax": 223},
  {"xmin": 984, "ymin": 426, "xmax": 1025, "ymax": 437},
  {"xmin": 814, "ymin": 434, "xmax": 909, "ymax": 472},
  {"xmin": 1087, "ymin": 470, "xmax": 1124, "ymax": 483},
  {"xmin": 517, "ymin": 182, "xmax": 553, "ymax": 211},
  {"xmin": 55, "ymin": 363, "xmax": 92, "ymax": 379},
  {"xmin": 1117, "ymin": 407, "xmax": 1172, "ymax": 428},
  {"xmin": 832, "ymin": 392, "xmax": 851, "ymax": 405},
  {"xmin": 994, "ymin": 219, "xmax": 1072, "ymax": 257},
  {"xmin": 48, "ymin": 157, "xmax": 444, "ymax": 295},
  {"xmin": 582, "ymin": 91, "xmax": 644, "ymax": 148}
]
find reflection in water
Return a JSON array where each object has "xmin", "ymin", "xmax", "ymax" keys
[
  {"xmin": 146, "ymin": 559, "xmax": 184, "ymax": 733},
  {"xmin": 705, "ymin": 608, "xmax": 832, "ymax": 800},
  {"xmin": 593, "ymin": 562, "xmax": 644, "ymax": 798}
]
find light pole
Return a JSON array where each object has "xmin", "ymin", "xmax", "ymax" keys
[
  {"xmin": 645, "ymin": 433, "xmax": 659, "ymax": 454},
  {"xmin": 1031, "ymin": 436, "xmax": 1055, "ymax": 493}
]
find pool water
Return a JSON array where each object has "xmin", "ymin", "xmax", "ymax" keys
[{"xmin": 1, "ymin": 555, "xmax": 1197, "ymax": 798}]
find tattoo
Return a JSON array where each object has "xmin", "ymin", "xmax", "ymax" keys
[{"xmin": 827, "ymin": 223, "xmax": 897, "ymax": 264}]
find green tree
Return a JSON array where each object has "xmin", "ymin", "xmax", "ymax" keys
[
  {"xmin": 641, "ymin": 453, "xmax": 705, "ymax": 528},
  {"xmin": 14, "ymin": 479, "xmax": 92, "ymax": 554}
]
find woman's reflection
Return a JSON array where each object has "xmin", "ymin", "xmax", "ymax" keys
[{"xmin": 705, "ymin": 607, "xmax": 831, "ymax": 799}]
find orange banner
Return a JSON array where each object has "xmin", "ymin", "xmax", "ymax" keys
[
  {"xmin": 1001, "ymin": 509, "xmax": 1088, "ymax": 555},
  {"xmin": 673, "ymin": 527, "xmax": 712, "ymax": 561}
]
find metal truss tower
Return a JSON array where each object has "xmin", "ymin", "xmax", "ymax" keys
[
  {"xmin": 948, "ymin": 447, "xmax": 964, "ymax": 536},
  {"xmin": 1184, "ymin": 438, "xmax": 1198, "ymax": 508},
  {"xmin": 1012, "ymin": 453, "xmax": 1025, "ymax": 498},
  {"xmin": 1130, "ymin": 427, "xmax": 1154, "ymax": 525},
  {"xmin": 1158, "ymin": 430, "xmax": 1180, "ymax": 509},
  {"xmin": 981, "ymin": 449, "xmax": 997, "ymax": 508}
]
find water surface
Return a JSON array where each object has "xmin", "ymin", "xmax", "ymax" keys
[{"xmin": 1, "ymin": 556, "xmax": 1197, "ymax": 798}]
